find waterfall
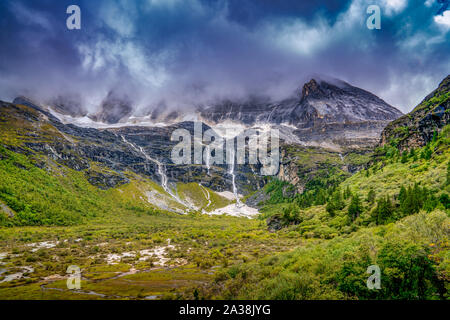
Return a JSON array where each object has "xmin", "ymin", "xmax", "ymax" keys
[
  {"xmin": 228, "ymin": 145, "xmax": 242, "ymax": 207},
  {"xmin": 121, "ymin": 135, "xmax": 189, "ymax": 208},
  {"xmin": 199, "ymin": 184, "xmax": 211, "ymax": 208},
  {"xmin": 205, "ymin": 145, "xmax": 211, "ymax": 175},
  {"xmin": 267, "ymin": 105, "xmax": 279, "ymax": 122}
]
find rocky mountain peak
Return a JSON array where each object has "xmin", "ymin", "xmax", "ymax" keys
[
  {"xmin": 90, "ymin": 91, "xmax": 133, "ymax": 124},
  {"xmin": 301, "ymin": 79, "xmax": 323, "ymax": 98},
  {"xmin": 300, "ymin": 78, "xmax": 351, "ymax": 100},
  {"xmin": 380, "ymin": 74, "xmax": 449, "ymax": 151}
]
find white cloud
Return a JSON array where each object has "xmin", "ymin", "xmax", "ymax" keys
[
  {"xmin": 100, "ymin": 0, "xmax": 137, "ymax": 37},
  {"xmin": 434, "ymin": 10, "xmax": 450, "ymax": 30},
  {"xmin": 78, "ymin": 38, "xmax": 171, "ymax": 89},
  {"xmin": 147, "ymin": 0, "xmax": 183, "ymax": 7},
  {"xmin": 383, "ymin": 0, "xmax": 408, "ymax": 16},
  {"xmin": 9, "ymin": 2, "xmax": 51, "ymax": 30},
  {"xmin": 263, "ymin": 18, "xmax": 330, "ymax": 56},
  {"xmin": 424, "ymin": 0, "xmax": 435, "ymax": 8},
  {"xmin": 378, "ymin": 73, "xmax": 437, "ymax": 113}
]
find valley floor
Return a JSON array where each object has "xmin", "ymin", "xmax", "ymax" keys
[{"xmin": 0, "ymin": 213, "xmax": 306, "ymax": 300}]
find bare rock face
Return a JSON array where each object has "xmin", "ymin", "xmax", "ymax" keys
[
  {"xmin": 199, "ymin": 78, "xmax": 403, "ymax": 148},
  {"xmin": 3, "ymin": 99, "xmax": 266, "ymax": 193},
  {"xmin": 5, "ymin": 76, "xmax": 410, "ymax": 197},
  {"xmin": 200, "ymin": 78, "xmax": 402, "ymax": 127},
  {"xmin": 278, "ymin": 159, "xmax": 304, "ymax": 194},
  {"xmin": 266, "ymin": 215, "xmax": 283, "ymax": 232},
  {"xmin": 90, "ymin": 92, "xmax": 133, "ymax": 124},
  {"xmin": 294, "ymin": 79, "xmax": 403, "ymax": 123},
  {"xmin": 47, "ymin": 95, "xmax": 87, "ymax": 118},
  {"xmin": 380, "ymin": 75, "xmax": 450, "ymax": 151},
  {"xmin": 85, "ymin": 170, "xmax": 130, "ymax": 190},
  {"xmin": 0, "ymin": 202, "xmax": 14, "ymax": 218}
]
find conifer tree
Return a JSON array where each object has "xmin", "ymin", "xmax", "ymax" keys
[
  {"xmin": 446, "ymin": 162, "xmax": 450, "ymax": 185},
  {"xmin": 326, "ymin": 188, "xmax": 344, "ymax": 216},
  {"xmin": 367, "ymin": 188, "xmax": 376, "ymax": 205},
  {"xmin": 348, "ymin": 193, "xmax": 362, "ymax": 221},
  {"xmin": 439, "ymin": 193, "xmax": 450, "ymax": 209},
  {"xmin": 344, "ymin": 186, "xmax": 352, "ymax": 200},
  {"xmin": 372, "ymin": 195, "xmax": 394, "ymax": 224},
  {"xmin": 399, "ymin": 185, "xmax": 407, "ymax": 204},
  {"xmin": 432, "ymin": 130, "xmax": 438, "ymax": 143},
  {"xmin": 401, "ymin": 151, "xmax": 408, "ymax": 163},
  {"xmin": 421, "ymin": 145, "xmax": 432, "ymax": 160}
]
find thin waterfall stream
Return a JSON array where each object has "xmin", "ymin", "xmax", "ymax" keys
[
  {"xmin": 121, "ymin": 135, "xmax": 190, "ymax": 209},
  {"xmin": 228, "ymin": 145, "xmax": 242, "ymax": 207}
]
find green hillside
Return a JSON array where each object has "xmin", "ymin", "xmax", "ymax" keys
[{"xmin": 207, "ymin": 126, "xmax": 449, "ymax": 299}]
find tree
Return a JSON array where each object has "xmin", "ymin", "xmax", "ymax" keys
[
  {"xmin": 281, "ymin": 203, "xmax": 301, "ymax": 225},
  {"xmin": 367, "ymin": 188, "xmax": 376, "ymax": 205},
  {"xmin": 421, "ymin": 145, "xmax": 432, "ymax": 160},
  {"xmin": 372, "ymin": 195, "xmax": 394, "ymax": 224},
  {"xmin": 439, "ymin": 193, "xmax": 450, "ymax": 209},
  {"xmin": 314, "ymin": 189, "xmax": 327, "ymax": 206},
  {"xmin": 432, "ymin": 130, "xmax": 438, "ymax": 143},
  {"xmin": 399, "ymin": 185, "xmax": 407, "ymax": 203},
  {"xmin": 398, "ymin": 184, "xmax": 434, "ymax": 216},
  {"xmin": 344, "ymin": 186, "xmax": 352, "ymax": 200},
  {"xmin": 326, "ymin": 188, "xmax": 344, "ymax": 216},
  {"xmin": 377, "ymin": 240, "xmax": 441, "ymax": 299},
  {"xmin": 423, "ymin": 194, "xmax": 438, "ymax": 212},
  {"xmin": 409, "ymin": 148, "xmax": 418, "ymax": 161},
  {"xmin": 446, "ymin": 162, "xmax": 450, "ymax": 185},
  {"xmin": 401, "ymin": 151, "xmax": 408, "ymax": 163},
  {"xmin": 326, "ymin": 201, "xmax": 336, "ymax": 217},
  {"xmin": 348, "ymin": 193, "xmax": 362, "ymax": 221}
]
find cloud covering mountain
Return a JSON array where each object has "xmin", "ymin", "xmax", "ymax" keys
[{"xmin": 0, "ymin": 0, "xmax": 449, "ymax": 114}]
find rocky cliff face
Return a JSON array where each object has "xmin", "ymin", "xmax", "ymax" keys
[
  {"xmin": 3, "ymin": 99, "xmax": 265, "ymax": 194},
  {"xmin": 292, "ymin": 79, "xmax": 402, "ymax": 124},
  {"xmin": 199, "ymin": 78, "xmax": 402, "ymax": 148},
  {"xmin": 199, "ymin": 78, "xmax": 402, "ymax": 127},
  {"xmin": 19, "ymin": 77, "xmax": 403, "ymax": 151},
  {"xmin": 380, "ymin": 75, "xmax": 450, "ymax": 151},
  {"xmin": 46, "ymin": 95, "xmax": 88, "ymax": 118},
  {"xmin": 6, "ymin": 76, "xmax": 407, "ymax": 198},
  {"xmin": 90, "ymin": 92, "xmax": 134, "ymax": 124}
]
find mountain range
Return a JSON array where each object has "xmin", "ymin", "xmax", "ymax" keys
[
  {"xmin": 31, "ymin": 78, "xmax": 404, "ymax": 151},
  {"xmin": 0, "ymin": 75, "xmax": 449, "ymax": 301},
  {"xmin": 3, "ymin": 76, "xmax": 448, "ymax": 211}
]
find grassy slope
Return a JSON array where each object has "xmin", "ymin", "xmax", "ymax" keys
[
  {"xmin": 211, "ymin": 210, "xmax": 449, "ymax": 299},
  {"xmin": 0, "ymin": 101, "xmax": 234, "ymax": 225},
  {"xmin": 0, "ymin": 145, "xmax": 303, "ymax": 299}
]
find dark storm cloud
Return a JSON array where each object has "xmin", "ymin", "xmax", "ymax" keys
[{"xmin": 0, "ymin": 0, "xmax": 449, "ymax": 114}]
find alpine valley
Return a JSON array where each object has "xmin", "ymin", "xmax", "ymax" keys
[{"xmin": 0, "ymin": 76, "xmax": 448, "ymax": 300}]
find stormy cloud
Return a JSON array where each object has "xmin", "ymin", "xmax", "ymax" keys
[{"xmin": 0, "ymin": 0, "xmax": 449, "ymax": 114}]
